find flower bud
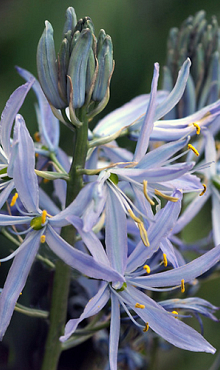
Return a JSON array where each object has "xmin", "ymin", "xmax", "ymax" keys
[
  {"xmin": 92, "ymin": 33, "xmax": 113, "ymax": 102},
  {"xmin": 37, "ymin": 7, "xmax": 114, "ymax": 125},
  {"xmin": 163, "ymin": 10, "xmax": 220, "ymax": 118}
]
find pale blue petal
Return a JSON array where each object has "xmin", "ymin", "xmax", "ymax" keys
[
  {"xmin": 66, "ymin": 215, "xmax": 110, "ymax": 266},
  {"xmin": 154, "ymin": 59, "xmax": 191, "ymax": 121},
  {"xmin": 133, "ymin": 63, "xmax": 159, "ymax": 162},
  {"xmin": 172, "ymin": 188, "xmax": 211, "ymax": 234},
  {"xmin": 0, "ymin": 230, "xmax": 41, "ymax": 340},
  {"xmin": 39, "ymin": 188, "xmax": 60, "ymax": 216},
  {"xmin": 93, "ymin": 92, "xmax": 168, "ymax": 137},
  {"xmin": 126, "ymin": 190, "xmax": 182, "ymax": 273},
  {"xmin": 120, "ymin": 284, "xmax": 215, "ymax": 353},
  {"xmin": 12, "ymin": 115, "xmax": 39, "ymax": 212},
  {"xmin": 109, "ymin": 292, "xmax": 120, "ymax": 370},
  {"xmin": 106, "ymin": 188, "xmax": 127, "ymax": 274},
  {"xmin": 45, "ymin": 225, "xmax": 124, "ymax": 283},
  {"xmin": 0, "ymin": 80, "xmax": 34, "ymax": 158},
  {"xmin": 60, "ymin": 283, "xmax": 109, "ymax": 342},
  {"xmin": 16, "ymin": 66, "xmax": 60, "ymax": 151},
  {"xmin": 50, "ymin": 182, "xmax": 96, "ymax": 227},
  {"xmin": 137, "ymin": 136, "xmax": 189, "ymax": 169},
  {"xmin": 128, "ymin": 244, "xmax": 220, "ymax": 289},
  {"xmin": 160, "ymin": 237, "xmax": 179, "ymax": 268},
  {"xmin": 211, "ymin": 187, "xmax": 220, "ymax": 247},
  {"xmin": 159, "ymin": 297, "xmax": 219, "ymax": 322},
  {"xmin": 0, "ymin": 214, "xmax": 31, "ymax": 226},
  {"xmin": 112, "ymin": 162, "xmax": 194, "ymax": 184},
  {"xmin": 0, "ymin": 180, "xmax": 14, "ymax": 209}
]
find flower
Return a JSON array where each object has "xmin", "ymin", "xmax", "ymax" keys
[
  {"xmin": 61, "ymin": 188, "xmax": 220, "ymax": 370},
  {"xmin": 0, "ymin": 116, "xmax": 123, "ymax": 340},
  {"xmin": 0, "ymin": 80, "xmax": 34, "ymax": 209}
]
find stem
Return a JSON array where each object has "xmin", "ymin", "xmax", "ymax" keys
[{"xmin": 40, "ymin": 109, "xmax": 88, "ymax": 370}]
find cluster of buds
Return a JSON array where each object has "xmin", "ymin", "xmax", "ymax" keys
[
  {"xmin": 164, "ymin": 10, "xmax": 220, "ymax": 117},
  {"xmin": 37, "ymin": 7, "xmax": 114, "ymax": 126}
]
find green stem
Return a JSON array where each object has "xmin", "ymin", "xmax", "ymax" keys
[{"xmin": 40, "ymin": 109, "xmax": 88, "ymax": 370}]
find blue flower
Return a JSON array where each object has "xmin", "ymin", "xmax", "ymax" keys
[
  {"xmin": 61, "ymin": 189, "xmax": 220, "ymax": 369},
  {"xmin": 0, "ymin": 80, "xmax": 34, "ymax": 209},
  {"xmin": 0, "ymin": 116, "xmax": 123, "ymax": 340}
]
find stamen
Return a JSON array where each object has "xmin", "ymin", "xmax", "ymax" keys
[
  {"xmin": 193, "ymin": 122, "xmax": 201, "ymax": 135},
  {"xmin": 199, "ymin": 183, "xmax": 207, "ymax": 196},
  {"xmin": 188, "ymin": 144, "xmax": 199, "ymax": 156},
  {"xmin": 138, "ymin": 223, "xmax": 150, "ymax": 247},
  {"xmin": 143, "ymin": 322, "xmax": 149, "ymax": 332},
  {"xmin": 172, "ymin": 310, "xmax": 178, "ymax": 318},
  {"xmin": 154, "ymin": 189, "xmax": 179, "ymax": 202},
  {"xmin": 163, "ymin": 253, "xmax": 168, "ymax": 267},
  {"xmin": 181, "ymin": 279, "xmax": 185, "ymax": 293},
  {"xmin": 128, "ymin": 209, "xmax": 141, "ymax": 223},
  {"xmin": 40, "ymin": 235, "xmax": 46, "ymax": 243},
  {"xmin": 143, "ymin": 180, "xmax": 155, "ymax": 205},
  {"xmin": 127, "ymin": 210, "xmax": 150, "ymax": 246},
  {"xmin": 34, "ymin": 132, "xmax": 41, "ymax": 142},
  {"xmin": 43, "ymin": 178, "xmax": 50, "ymax": 184},
  {"xmin": 143, "ymin": 265, "xmax": 150, "ymax": 274},
  {"xmin": 10, "ymin": 193, "xmax": 18, "ymax": 207},
  {"xmin": 135, "ymin": 303, "xmax": 145, "ymax": 309},
  {"xmin": 41, "ymin": 210, "xmax": 47, "ymax": 225}
]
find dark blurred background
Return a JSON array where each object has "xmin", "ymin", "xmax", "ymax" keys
[{"xmin": 0, "ymin": 0, "xmax": 220, "ymax": 369}]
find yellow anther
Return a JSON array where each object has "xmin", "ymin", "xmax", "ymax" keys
[
  {"xmin": 154, "ymin": 189, "xmax": 179, "ymax": 202},
  {"xmin": 181, "ymin": 279, "xmax": 185, "ymax": 293},
  {"xmin": 172, "ymin": 311, "xmax": 178, "ymax": 318},
  {"xmin": 138, "ymin": 223, "xmax": 150, "ymax": 247},
  {"xmin": 143, "ymin": 322, "xmax": 149, "ymax": 332},
  {"xmin": 10, "ymin": 193, "xmax": 18, "ymax": 207},
  {"xmin": 34, "ymin": 132, "xmax": 41, "ymax": 142},
  {"xmin": 163, "ymin": 253, "xmax": 168, "ymax": 267},
  {"xmin": 128, "ymin": 209, "xmax": 141, "ymax": 224},
  {"xmin": 43, "ymin": 178, "xmax": 50, "ymax": 184},
  {"xmin": 135, "ymin": 303, "xmax": 145, "ymax": 309},
  {"xmin": 19, "ymin": 292, "xmax": 22, "ymax": 296},
  {"xmin": 128, "ymin": 209, "xmax": 150, "ymax": 246},
  {"xmin": 143, "ymin": 180, "xmax": 155, "ymax": 206},
  {"xmin": 193, "ymin": 122, "xmax": 201, "ymax": 135},
  {"xmin": 35, "ymin": 153, "xmax": 39, "ymax": 158},
  {"xmin": 199, "ymin": 183, "xmax": 207, "ymax": 196},
  {"xmin": 40, "ymin": 235, "xmax": 46, "ymax": 243},
  {"xmin": 188, "ymin": 143, "xmax": 199, "ymax": 156},
  {"xmin": 143, "ymin": 265, "xmax": 150, "ymax": 274},
  {"xmin": 41, "ymin": 210, "xmax": 47, "ymax": 225}
]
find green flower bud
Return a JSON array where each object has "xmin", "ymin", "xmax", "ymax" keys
[
  {"xmin": 37, "ymin": 7, "xmax": 114, "ymax": 125},
  {"xmin": 92, "ymin": 34, "xmax": 113, "ymax": 102},
  {"xmin": 163, "ymin": 10, "xmax": 220, "ymax": 117}
]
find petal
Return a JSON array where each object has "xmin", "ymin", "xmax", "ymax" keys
[
  {"xmin": 12, "ymin": 115, "xmax": 39, "ymax": 212},
  {"xmin": 120, "ymin": 284, "xmax": 215, "ymax": 353},
  {"xmin": 137, "ymin": 136, "xmax": 189, "ymax": 169},
  {"xmin": 0, "ymin": 80, "xmax": 34, "ymax": 158},
  {"xmin": 154, "ymin": 58, "xmax": 191, "ymax": 121},
  {"xmin": 172, "ymin": 188, "xmax": 211, "ymax": 235},
  {"xmin": 0, "ymin": 214, "xmax": 31, "ymax": 226},
  {"xmin": 16, "ymin": 66, "xmax": 60, "ymax": 151},
  {"xmin": 0, "ymin": 180, "xmax": 14, "ymax": 210},
  {"xmin": 109, "ymin": 292, "xmax": 120, "ymax": 370},
  {"xmin": 126, "ymin": 190, "xmax": 182, "ymax": 273},
  {"xmin": 60, "ymin": 283, "xmax": 109, "ymax": 342},
  {"xmin": 128, "ymin": 244, "xmax": 220, "ymax": 289},
  {"xmin": 133, "ymin": 63, "xmax": 159, "ymax": 162},
  {"xmin": 105, "ymin": 187, "xmax": 128, "ymax": 274},
  {"xmin": 45, "ymin": 225, "xmax": 124, "ymax": 283},
  {"xmin": 0, "ymin": 230, "xmax": 41, "ymax": 340},
  {"xmin": 66, "ymin": 215, "xmax": 110, "ymax": 266}
]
